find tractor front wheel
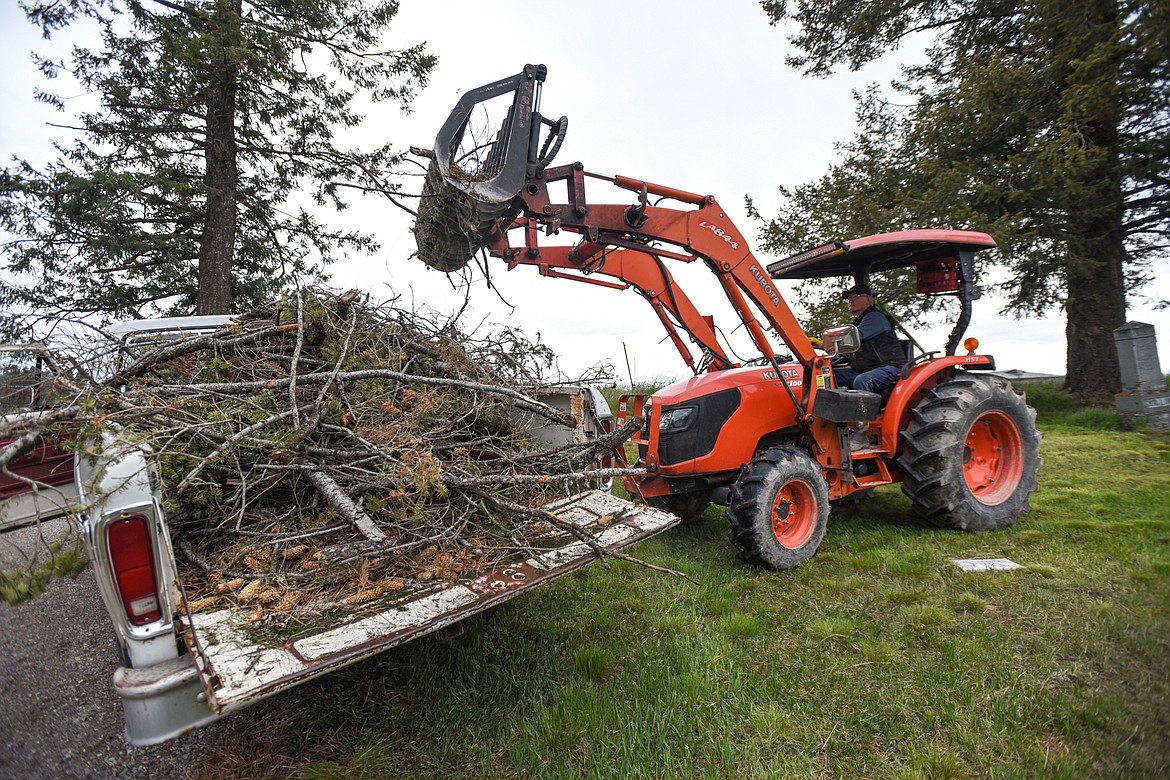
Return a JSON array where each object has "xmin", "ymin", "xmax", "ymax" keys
[
  {"xmin": 899, "ymin": 374, "xmax": 1042, "ymax": 531},
  {"xmin": 727, "ymin": 447, "xmax": 829, "ymax": 570}
]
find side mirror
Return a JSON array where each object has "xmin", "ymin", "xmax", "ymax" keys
[{"xmin": 821, "ymin": 325, "xmax": 861, "ymax": 358}]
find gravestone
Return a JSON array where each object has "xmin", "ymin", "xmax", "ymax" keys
[{"xmin": 1113, "ymin": 322, "xmax": 1170, "ymax": 430}]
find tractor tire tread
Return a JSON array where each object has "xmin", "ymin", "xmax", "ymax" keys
[
  {"xmin": 898, "ymin": 373, "xmax": 1042, "ymax": 531},
  {"xmin": 726, "ymin": 447, "xmax": 829, "ymax": 570}
]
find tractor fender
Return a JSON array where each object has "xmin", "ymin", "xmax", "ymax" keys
[{"xmin": 879, "ymin": 355, "xmax": 994, "ymax": 451}]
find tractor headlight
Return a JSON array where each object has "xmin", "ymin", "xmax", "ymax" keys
[{"xmin": 659, "ymin": 405, "xmax": 697, "ymax": 432}]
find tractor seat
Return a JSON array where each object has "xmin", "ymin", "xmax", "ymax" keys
[{"xmin": 878, "ymin": 339, "xmax": 918, "ymax": 407}]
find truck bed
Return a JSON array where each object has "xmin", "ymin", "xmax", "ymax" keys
[{"xmin": 177, "ymin": 490, "xmax": 677, "ymax": 714}]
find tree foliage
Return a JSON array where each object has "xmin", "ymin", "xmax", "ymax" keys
[
  {"xmin": 758, "ymin": 0, "xmax": 1169, "ymax": 398},
  {"xmin": 1, "ymin": 0, "xmax": 434, "ymax": 334}
]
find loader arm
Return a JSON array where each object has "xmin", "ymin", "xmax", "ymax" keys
[
  {"xmin": 417, "ymin": 66, "xmax": 818, "ymax": 375},
  {"xmin": 418, "ymin": 64, "xmax": 832, "ymax": 431},
  {"xmin": 483, "ymin": 166, "xmax": 821, "ymax": 373},
  {"xmin": 503, "ymin": 240, "xmax": 733, "ymax": 374}
]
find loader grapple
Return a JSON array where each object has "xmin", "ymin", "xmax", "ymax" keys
[{"xmin": 415, "ymin": 64, "xmax": 551, "ymax": 272}]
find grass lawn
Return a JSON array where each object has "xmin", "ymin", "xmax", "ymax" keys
[{"xmin": 195, "ymin": 384, "xmax": 1170, "ymax": 779}]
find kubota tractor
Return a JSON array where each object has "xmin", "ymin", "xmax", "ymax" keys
[{"xmin": 414, "ymin": 64, "xmax": 1042, "ymax": 570}]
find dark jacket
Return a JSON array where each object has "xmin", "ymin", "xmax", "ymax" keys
[{"xmin": 849, "ymin": 306, "xmax": 904, "ymax": 373}]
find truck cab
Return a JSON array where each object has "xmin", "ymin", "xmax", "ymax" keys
[{"xmin": 0, "ymin": 344, "xmax": 78, "ymax": 531}]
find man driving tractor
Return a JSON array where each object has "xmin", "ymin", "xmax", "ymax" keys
[{"xmin": 832, "ymin": 284, "xmax": 905, "ymax": 396}]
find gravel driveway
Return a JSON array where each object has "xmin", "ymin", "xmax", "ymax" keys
[{"xmin": 0, "ymin": 521, "xmax": 229, "ymax": 780}]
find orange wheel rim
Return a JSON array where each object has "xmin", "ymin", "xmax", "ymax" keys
[
  {"xmin": 771, "ymin": 479, "xmax": 817, "ymax": 549},
  {"xmin": 964, "ymin": 411, "xmax": 1024, "ymax": 505}
]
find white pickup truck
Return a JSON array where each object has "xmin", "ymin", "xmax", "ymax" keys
[{"xmin": 0, "ymin": 317, "xmax": 676, "ymax": 745}]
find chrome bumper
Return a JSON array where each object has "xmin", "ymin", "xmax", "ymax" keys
[{"xmin": 113, "ymin": 655, "xmax": 219, "ymax": 746}]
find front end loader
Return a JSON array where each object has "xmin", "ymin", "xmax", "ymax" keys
[{"xmin": 413, "ymin": 64, "xmax": 1042, "ymax": 570}]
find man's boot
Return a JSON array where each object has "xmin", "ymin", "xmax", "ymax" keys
[{"xmin": 850, "ymin": 421, "xmax": 870, "ymax": 451}]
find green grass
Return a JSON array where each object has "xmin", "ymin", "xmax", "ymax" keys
[
  {"xmin": 1019, "ymin": 377, "xmax": 1169, "ymax": 431},
  {"xmin": 192, "ymin": 394, "xmax": 1169, "ymax": 779}
]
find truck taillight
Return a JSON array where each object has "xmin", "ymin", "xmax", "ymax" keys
[
  {"xmin": 106, "ymin": 515, "xmax": 162, "ymax": 625},
  {"xmin": 599, "ymin": 420, "xmax": 613, "ymax": 469}
]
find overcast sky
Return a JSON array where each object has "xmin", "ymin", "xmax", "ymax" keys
[{"xmin": 2, "ymin": 0, "xmax": 1167, "ymax": 383}]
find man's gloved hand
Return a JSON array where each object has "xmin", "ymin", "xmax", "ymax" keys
[{"xmin": 808, "ymin": 336, "xmax": 824, "ymax": 348}]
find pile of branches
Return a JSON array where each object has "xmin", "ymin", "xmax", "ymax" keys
[{"xmin": 1, "ymin": 290, "xmax": 646, "ymax": 628}]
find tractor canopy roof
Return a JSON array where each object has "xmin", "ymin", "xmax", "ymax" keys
[{"xmin": 766, "ymin": 229, "xmax": 996, "ymax": 281}]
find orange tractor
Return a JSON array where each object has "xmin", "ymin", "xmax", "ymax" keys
[{"xmin": 416, "ymin": 64, "xmax": 1041, "ymax": 570}]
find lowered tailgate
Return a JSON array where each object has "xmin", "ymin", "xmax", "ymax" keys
[{"xmin": 177, "ymin": 490, "xmax": 677, "ymax": 714}]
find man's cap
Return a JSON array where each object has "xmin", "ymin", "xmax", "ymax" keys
[{"xmin": 843, "ymin": 284, "xmax": 873, "ymax": 300}]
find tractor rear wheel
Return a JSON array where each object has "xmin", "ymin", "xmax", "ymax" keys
[
  {"xmin": 899, "ymin": 374, "xmax": 1042, "ymax": 531},
  {"xmin": 727, "ymin": 447, "xmax": 829, "ymax": 570},
  {"xmin": 647, "ymin": 493, "xmax": 710, "ymax": 526}
]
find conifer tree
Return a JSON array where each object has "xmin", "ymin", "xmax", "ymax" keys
[
  {"xmin": 759, "ymin": 0, "xmax": 1169, "ymax": 398},
  {"xmin": 1, "ymin": 0, "xmax": 434, "ymax": 329}
]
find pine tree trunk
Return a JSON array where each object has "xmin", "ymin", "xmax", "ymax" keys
[
  {"xmin": 1062, "ymin": 142, "xmax": 1127, "ymax": 402},
  {"xmin": 1063, "ymin": 231, "xmax": 1126, "ymax": 402},
  {"xmin": 196, "ymin": 0, "xmax": 242, "ymax": 315},
  {"xmin": 1058, "ymin": 0, "xmax": 1128, "ymax": 403}
]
